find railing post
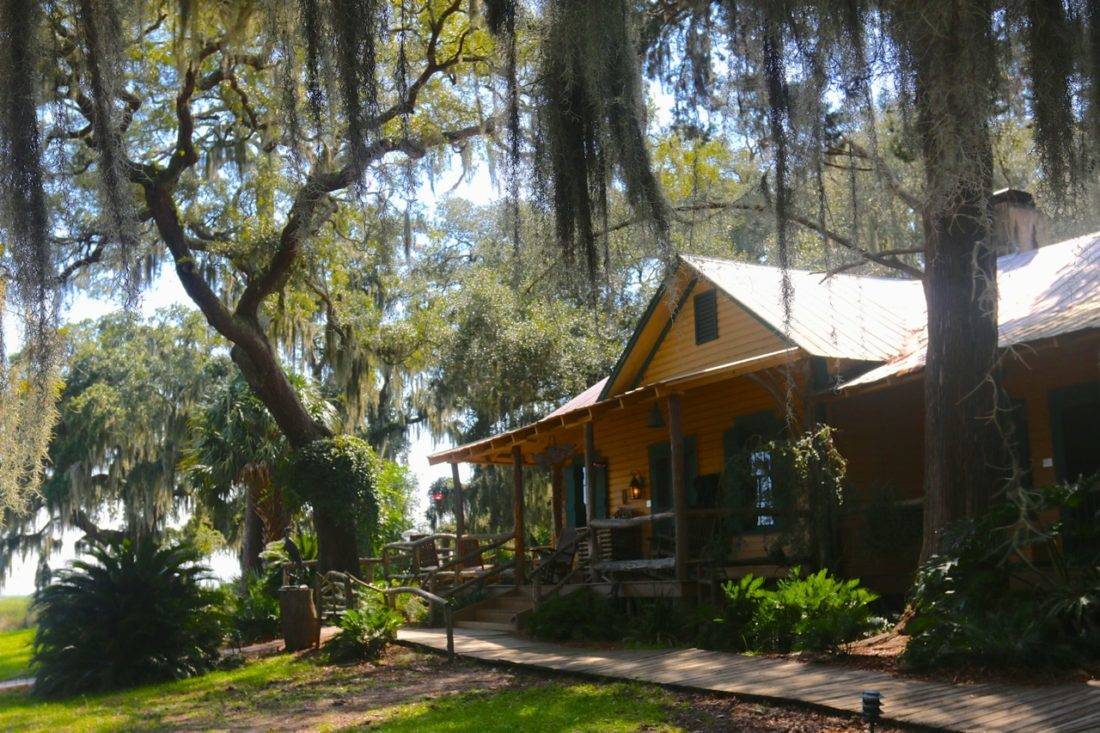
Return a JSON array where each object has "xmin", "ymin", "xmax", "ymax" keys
[
  {"xmin": 444, "ymin": 604, "xmax": 455, "ymax": 663},
  {"xmin": 512, "ymin": 446, "xmax": 526, "ymax": 585},
  {"xmin": 584, "ymin": 423, "xmax": 598, "ymax": 581},
  {"xmin": 668, "ymin": 393, "xmax": 688, "ymax": 584}
]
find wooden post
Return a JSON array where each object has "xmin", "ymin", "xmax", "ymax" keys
[
  {"xmin": 512, "ymin": 445, "xmax": 526, "ymax": 585},
  {"xmin": 667, "ymin": 393, "xmax": 688, "ymax": 583},
  {"xmin": 278, "ymin": 585, "xmax": 319, "ymax": 652},
  {"xmin": 550, "ymin": 463, "xmax": 564, "ymax": 541},
  {"xmin": 584, "ymin": 423, "xmax": 597, "ymax": 580},
  {"xmin": 451, "ymin": 462, "xmax": 465, "ymax": 585}
]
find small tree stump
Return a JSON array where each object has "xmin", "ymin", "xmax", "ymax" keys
[{"xmin": 279, "ymin": 585, "xmax": 319, "ymax": 652}]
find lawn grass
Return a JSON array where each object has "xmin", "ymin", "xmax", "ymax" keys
[
  {"xmin": 0, "ymin": 653, "xmax": 320, "ymax": 731},
  {"xmin": 0, "ymin": 629, "xmax": 34, "ymax": 681},
  {"xmin": 368, "ymin": 681, "xmax": 675, "ymax": 732},
  {"xmin": 0, "ymin": 597, "xmax": 32, "ymax": 633}
]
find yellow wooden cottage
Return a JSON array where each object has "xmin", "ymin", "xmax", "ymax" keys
[{"xmin": 428, "ymin": 191, "xmax": 1100, "ymax": 608}]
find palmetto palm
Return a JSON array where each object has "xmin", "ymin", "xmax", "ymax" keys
[{"xmin": 183, "ymin": 373, "xmax": 335, "ymax": 575}]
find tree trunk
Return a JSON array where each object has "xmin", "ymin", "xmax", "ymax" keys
[
  {"xmin": 901, "ymin": 1, "xmax": 1005, "ymax": 562},
  {"xmin": 240, "ymin": 486, "xmax": 264, "ymax": 579}
]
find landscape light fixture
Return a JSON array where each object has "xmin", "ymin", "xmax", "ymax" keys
[{"xmin": 861, "ymin": 690, "xmax": 882, "ymax": 732}]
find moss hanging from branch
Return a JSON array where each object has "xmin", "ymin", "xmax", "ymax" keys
[
  {"xmin": 484, "ymin": 0, "xmax": 522, "ymax": 258},
  {"xmin": 331, "ymin": 0, "xmax": 380, "ymax": 170},
  {"xmin": 535, "ymin": 0, "xmax": 670, "ymax": 284},
  {"xmin": 77, "ymin": 0, "xmax": 140, "ymax": 302},
  {"xmin": 1024, "ymin": 0, "xmax": 1077, "ymax": 200}
]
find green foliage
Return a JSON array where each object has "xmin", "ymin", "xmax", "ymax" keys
[
  {"xmin": 324, "ymin": 603, "xmax": 403, "ymax": 663},
  {"xmin": 0, "ymin": 628, "xmax": 34, "ymax": 682},
  {"xmin": 0, "ymin": 596, "xmax": 33, "ymax": 632},
  {"xmin": 524, "ymin": 589, "xmax": 622, "ymax": 643},
  {"xmin": 904, "ymin": 481, "xmax": 1100, "ymax": 670},
  {"xmin": 31, "ymin": 536, "xmax": 224, "ymax": 697},
  {"xmin": 718, "ymin": 569, "xmax": 878, "ymax": 653},
  {"xmin": 372, "ymin": 460, "xmax": 416, "ymax": 551},
  {"xmin": 285, "ymin": 436, "xmax": 379, "ymax": 547},
  {"xmin": 220, "ymin": 573, "xmax": 280, "ymax": 647}
]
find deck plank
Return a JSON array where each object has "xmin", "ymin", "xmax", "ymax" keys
[{"xmin": 397, "ymin": 627, "xmax": 1097, "ymax": 732}]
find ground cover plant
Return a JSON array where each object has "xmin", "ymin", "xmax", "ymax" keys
[
  {"xmin": 325, "ymin": 602, "xmax": 404, "ymax": 663},
  {"xmin": 31, "ymin": 537, "xmax": 224, "ymax": 697},
  {"xmin": 904, "ymin": 480, "xmax": 1100, "ymax": 671}
]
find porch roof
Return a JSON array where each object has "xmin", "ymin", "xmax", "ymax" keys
[{"xmin": 427, "ymin": 347, "xmax": 799, "ymax": 466}]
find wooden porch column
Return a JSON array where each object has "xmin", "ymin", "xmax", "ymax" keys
[
  {"xmin": 550, "ymin": 463, "xmax": 564, "ymax": 541},
  {"xmin": 667, "ymin": 393, "xmax": 688, "ymax": 583},
  {"xmin": 450, "ymin": 462, "xmax": 464, "ymax": 584},
  {"xmin": 583, "ymin": 423, "xmax": 597, "ymax": 580},
  {"xmin": 512, "ymin": 446, "xmax": 526, "ymax": 585}
]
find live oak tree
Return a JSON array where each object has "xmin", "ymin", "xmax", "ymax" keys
[{"xmin": 0, "ymin": 1, "xmax": 504, "ymax": 572}]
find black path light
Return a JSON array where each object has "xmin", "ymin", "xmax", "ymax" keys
[{"xmin": 862, "ymin": 690, "xmax": 883, "ymax": 732}]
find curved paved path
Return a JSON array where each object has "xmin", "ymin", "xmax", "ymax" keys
[{"xmin": 397, "ymin": 627, "xmax": 1100, "ymax": 732}]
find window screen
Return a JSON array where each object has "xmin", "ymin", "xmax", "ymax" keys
[{"xmin": 694, "ymin": 289, "xmax": 718, "ymax": 344}]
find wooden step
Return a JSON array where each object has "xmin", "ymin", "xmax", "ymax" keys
[
  {"xmin": 455, "ymin": 619, "xmax": 513, "ymax": 632},
  {"xmin": 491, "ymin": 596, "xmax": 533, "ymax": 611},
  {"xmin": 475, "ymin": 608, "xmax": 518, "ymax": 624}
]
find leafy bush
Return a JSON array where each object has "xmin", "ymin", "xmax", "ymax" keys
[
  {"xmin": 904, "ymin": 481, "xmax": 1100, "ymax": 669},
  {"xmin": 32, "ymin": 537, "xmax": 224, "ymax": 697},
  {"xmin": 222, "ymin": 573, "xmax": 280, "ymax": 646},
  {"xmin": 525, "ymin": 589, "xmax": 622, "ymax": 642},
  {"xmin": 718, "ymin": 569, "xmax": 877, "ymax": 652},
  {"xmin": 324, "ymin": 602, "xmax": 403, "ymax": 663}
]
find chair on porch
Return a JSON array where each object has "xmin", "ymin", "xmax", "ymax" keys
[{"xmin": 530, "ymin": 527, "xmax": 583, "ymax": 585}]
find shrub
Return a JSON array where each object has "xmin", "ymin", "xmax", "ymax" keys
[
  {"xmin": 222, "ymin": 573, "xmax": 280, "ymax": 646},
  {"xmin": 324, "ymin": 603, "xmax": 403, "ymax": 663},
  {"xmin": 31, "ymin": 536, "xmax": 224, "ymax": 697},
  {"xmin": 525, "ymin": 588, "xmax": 622, "ymax": 642},
  {"xmin": 718, "ymin": 569, "xmax": 877, "ymax": 653},
  {"xmin": 904, "ymin": 480, "xmax": 1100, "ymax": 670}
]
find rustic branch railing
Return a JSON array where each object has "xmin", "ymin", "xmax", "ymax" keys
[
  {"xmin": 344, "ymin": 574, "xmax": 455, "ymax": 662},
  {"xmin": 529, "ymin": 527, "xmax": 588, "ymax": 606}
]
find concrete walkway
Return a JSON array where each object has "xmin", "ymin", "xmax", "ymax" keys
[{"xmin": 397, "ymin": 627, "xmax": 1100, "ymax": 732}]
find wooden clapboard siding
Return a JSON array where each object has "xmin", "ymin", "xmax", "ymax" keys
[
  {"xmin": 1001, "ymin": 331, "xmax": 1100, "ymax": 487},
  {"xmin": 639, "ymin": 284, "xmax": 788, "ymax": 388}
]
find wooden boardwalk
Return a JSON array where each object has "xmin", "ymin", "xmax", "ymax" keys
[{"xmin": 397, "ymin": 627, "xmax": 1100, "ymax": 732}]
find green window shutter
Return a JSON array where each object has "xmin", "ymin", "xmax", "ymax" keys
[
  {"xmin": 648, "ymin": 442, "xmax": 671, "ymax": 512},
  {"xmin": 694, "ymin": 290, "xmax": 718, "ymax": 344},
  {"xmin": 722, "ymin": 427, "xmax": 749, "ymax": 533},
  {"xmin": 593, "ymin": 465, "xmax": 609, "ymax": 519},
  {"xmin": 564, "ymin": 462, "xmax": 576, "ymax": 528}
]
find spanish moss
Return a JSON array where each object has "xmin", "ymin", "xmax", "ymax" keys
[{"xmin": 1025, "ymin": 0, "xmax": 1077, "ymax": 200}]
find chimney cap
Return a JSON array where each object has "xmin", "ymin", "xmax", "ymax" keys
[{"xmin": 991, "ymin": 188, "xmax": 1035, "ymax": 207}]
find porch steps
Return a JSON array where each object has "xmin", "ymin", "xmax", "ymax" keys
[{"xmin": 453, "ymin": 587, "xmax": 535, "ymax": 632}]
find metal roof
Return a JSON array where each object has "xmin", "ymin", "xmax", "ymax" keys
[
  {"xmin": 839, "ymin": 231, "xmax": 1100, "ymax": 390},
  {"xmin": 680, "ymin": 255, "xmax": 926, "ymax": 362}
]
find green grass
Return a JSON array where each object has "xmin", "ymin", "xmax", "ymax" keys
[
  {"xmin": 0, "ymin": 598, "xmax": 32, "ymax": 633},
  {"xmin": 369, "ymin": 682, "xmax": 675, "ymax": 732},
  {"xmin": 0, "ymin": 629, "xmax": 34, "ymax": 681},
  {"xmin": 0, "ymin": 654, "xmax": 320, "ymax": 731},
  {"xmin": 0, "ymin": 650, "xmax": 686, "ymax": 733}
]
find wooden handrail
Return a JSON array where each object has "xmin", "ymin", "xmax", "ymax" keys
[
  {"xmin": 424, "ymin": 534, "xmax": 513, "ymax": 581},
  {"xmin": 346, "ymin": 575, "xmax": 455, "ymax": 662},
  {"xmin": 588, "ymin": 512, "xmax": 675, "ymax": 529}
]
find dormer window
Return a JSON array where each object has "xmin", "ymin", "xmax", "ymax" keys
[{"xmin": 694, "ymin": 289, "xmax": 718, "ymax": 344}]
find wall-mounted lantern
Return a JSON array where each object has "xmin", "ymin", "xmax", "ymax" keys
[{"xmin": 628, "ymin": 473, "xmax": 646, "ymax": 501}]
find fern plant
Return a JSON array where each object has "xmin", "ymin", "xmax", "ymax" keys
[
  {"xmin": 324, "ymin": 603, "xmax": 403, "ymax": 663},
  {"xmin": 32, "ymin": 537, "xmax": 224, "ymax": 697}
]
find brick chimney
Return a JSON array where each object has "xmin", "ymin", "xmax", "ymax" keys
[{"xmin": 990, "ymin": 188, "xmax": 1045, "ymax": 254}]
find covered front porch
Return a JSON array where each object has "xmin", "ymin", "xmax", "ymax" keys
[{"xmin": 415, "ymin": 348, "xmax": 809, "ymax": 611}]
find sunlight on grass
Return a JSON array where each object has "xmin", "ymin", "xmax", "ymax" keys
[
  {"xmin": 370, "ymin": 682, "xmax": 679, "ymax": 733},
  {"xmin": 0, "ymin": 654, "xmax": 318, "ymax": 732},
  {"xmin": 0, "ymin": 628, "xmax": 34, "ymax": 681}
]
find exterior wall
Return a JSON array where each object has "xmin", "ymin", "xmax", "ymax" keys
[{"xmin": 638, "ymin": 284, "xmax": 788, "ymax": 387}]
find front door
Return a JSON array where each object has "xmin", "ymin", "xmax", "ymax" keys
[{"xmin": 564, "ymin": 460, "xmax": 608, "ymax": 528}]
